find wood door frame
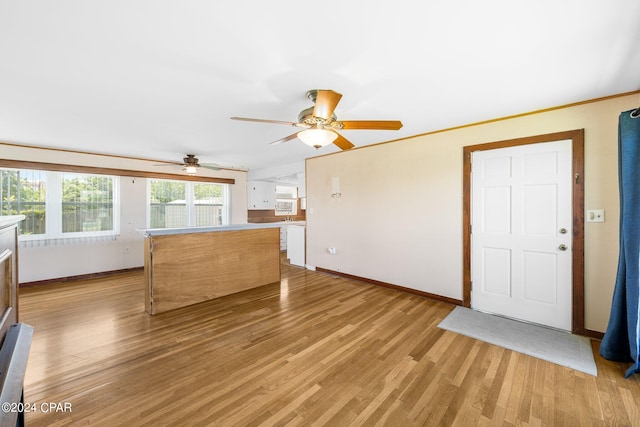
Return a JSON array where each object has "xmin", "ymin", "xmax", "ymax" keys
[{"xmin": 462, "ymin": 129, "xmax": 585, "ymax": 335}]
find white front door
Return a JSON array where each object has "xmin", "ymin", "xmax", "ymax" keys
[{"xmin": 471, "ymin": 139, "xmax": 572, "ymax": 331}]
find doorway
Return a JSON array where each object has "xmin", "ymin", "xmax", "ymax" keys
[{"xmin": 462, "ymin": 129, "xmax": 585, "ymax": 334}]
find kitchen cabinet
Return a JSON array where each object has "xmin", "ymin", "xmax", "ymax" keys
[
  {"xmin": 247, "ymin": 181, "xmax": 276, "ymax": 210},
  {"xmin": 296, "ymin": 173, "xmax": 306, "ymax": 198},
  {"xmin": 286, "ymin": 225, "xmax": 305, "ymax": 267},
  {"xmin": 280, "ymin": 221, "xmax": 306, "ymax": 251},
  {"xmin": 279, "ymin": 226, "xmax": 287, "ymax": 251}
]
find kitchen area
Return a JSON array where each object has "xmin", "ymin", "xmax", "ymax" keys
[
  {"xmin": 140, "ymin": 169, "xmax": 307, "ymax": 315},
  {"xmin": 246, "ymin": 176, "xmax": 306, "ymax": 268}
]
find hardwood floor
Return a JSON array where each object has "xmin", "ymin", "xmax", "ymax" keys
[{"xmin": 18, "ymin": 260, "xmax": 640, "ymax": 426}]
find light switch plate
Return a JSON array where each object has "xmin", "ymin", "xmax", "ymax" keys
[{"xmin": 586, "ymin": 209, "xmax": 605, "ymax": 222}]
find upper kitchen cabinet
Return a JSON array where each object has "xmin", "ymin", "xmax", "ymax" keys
[
  {"xmin": 296, "ymin": 173, "xmax": 305, "ymax": 198},
  {"xmin": 247, "ymin": 180, "xmax": 276, "ymax": 210}
]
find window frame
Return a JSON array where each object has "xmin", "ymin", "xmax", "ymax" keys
[
  {"xmin": 0, "ymin": 168, "xmax": 120, "ymax": 241},
  {"xmin": 58, "ymin": 172, "xmax": 120, "ymax": 239},
  {"xmin": 274, "ymin": 185, "xmax": 298, "ymax": 216},
  {"xmin": 147, "ymin": 178, "xmax": 230, "ymax": 229}
]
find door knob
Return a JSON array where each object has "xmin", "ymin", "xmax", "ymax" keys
[
  {"xmin": 559, "ymin": 228, "xmax": 567, "ymax": 234},
  {"xmin": 558, "ymin": 244, "xmax": 567, "ymax": 251}
]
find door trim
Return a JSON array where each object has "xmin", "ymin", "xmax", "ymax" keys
[{"xmin": 463, "ymin": 129, "xmax": 585, "ymax": 334}]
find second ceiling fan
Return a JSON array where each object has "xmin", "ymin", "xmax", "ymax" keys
[
  {"xmin": 154, "ymin": 154, "xmax": 220, "ymax": 175},
  {"xmin": 231, "ymin": 89, "xmax": 403, "ymax": 150}
]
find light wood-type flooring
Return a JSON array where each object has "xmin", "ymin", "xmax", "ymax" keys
[{"xmin": 18, "ymin": 259, "xmax": 640, "ymax": 426}]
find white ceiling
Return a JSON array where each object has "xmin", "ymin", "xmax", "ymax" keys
[{"xmin": 1, "ymin": 1, "xmax": 639, "ymax": 174}]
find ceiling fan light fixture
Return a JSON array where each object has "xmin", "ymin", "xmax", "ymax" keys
[
  {"xmin": 298, "ymin": 128, "xmax": 338, "ymax": 149},
  {"xmin": 183, "ymin": 165, "xmax": 198, "ymax": 175}
]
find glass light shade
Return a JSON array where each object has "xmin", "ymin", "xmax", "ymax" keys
[
  {"xmin": 183, "ymin": 165, "xmax": 198, "ymax": 175},
  {"xmin": 298, "ymin": 128, "xmax": 338, "ymax": 149}
]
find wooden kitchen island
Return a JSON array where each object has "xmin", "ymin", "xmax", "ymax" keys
[{"xmin": 141, "ymin": 224, "xmax": 282, "ymax": 315}]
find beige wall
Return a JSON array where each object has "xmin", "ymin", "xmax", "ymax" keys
[{"xmin": 306, "ymin": 92, "xmax": 639, "ymax": 333}]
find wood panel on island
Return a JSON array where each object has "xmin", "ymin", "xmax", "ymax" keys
[{"xmin": 141, "ymin": 224, "xmax": 284, "ymax": 315}]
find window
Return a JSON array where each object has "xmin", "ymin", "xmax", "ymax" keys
[
  {"xmin": 149, "ymin": 180, "xmax": 186, "ymax": 228},
  {"xmin": 148, "ymin": 179, "xmax": 229, "ymax": 228},
  {"xmin": 275, "ymin": 185, "xmax": 297, "ymax": 216},
  {"xmin": 62, "ymin": 173, "xmax": 115, "ymax": 234},
  {"xmin": 0, "ymin": 168, "xmax": 119, "ymax": 239},
  {"xmin": 0, "ymin": 169, "xmax": 47, "ymax": 236},
  {"xmin": 194, "ymin": 183, "xmax": 226, "ymax": 226}
]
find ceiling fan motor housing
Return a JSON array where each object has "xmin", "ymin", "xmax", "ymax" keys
[
  {"xmin": 298, "ymin": 107, "xmax": 337, "ymax": 126},
  {"xmin": 183, "ymin": 154, "xmax": 200, "ymax": 166}
]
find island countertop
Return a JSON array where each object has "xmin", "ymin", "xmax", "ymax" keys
[{"xmin": 138, "ymin": 221, "xmax": 306, "ymax": 237}]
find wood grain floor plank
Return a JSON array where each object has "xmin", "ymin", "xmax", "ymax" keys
[{"xmin": 17, "ymin": 261, "xmax": 640, "ymax": 426}]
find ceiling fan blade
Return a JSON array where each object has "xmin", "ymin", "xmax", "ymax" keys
[
  {"xmin": 231, "ymin": 116, "xmax": 299, "ymax": 126},
  {"xmin": 312, "ymin": 90, "xmax": 342, "ymax": 120},
  {"xmin": 270, "ymin": 132, "xmax": 300, "ymax": 145},
  {"xmin": 332, "ymin": 133, "xmax": 355, "ymax": 151},
  {"xmin": 338, "ymin": 120, "xmax": 403, "ymax": 130}
]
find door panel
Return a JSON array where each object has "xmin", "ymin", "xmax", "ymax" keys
[
  {"xmin": 483, "ymin": 186, "xmax": 511, "ymax": 233},
  {"xmin": 522, "ymin": 250, "xmax": 557, "ymax": 304},
  {"xmin": 483, "ymin": 247, "xmax": 511, "ymax": 296},
  {"xmin": 523, "ymin": 184, "xmax": 557, "ymax": 235},
  {"xmin": 471, "ymin": 139, "xmax": 572, "ymax": 331}
]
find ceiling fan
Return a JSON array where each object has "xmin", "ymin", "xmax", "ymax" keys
[
  {"xmin": 231, "ymin": 89, "xmax": 403, "ymax": 150},
  {"xmin": 154, "ymin": 154, "xmax": 220, "ymax": 175}
]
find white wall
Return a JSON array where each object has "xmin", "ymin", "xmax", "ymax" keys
[
  {"xmin": 306, "ymin": 92, "xmax": 639, "ymax": 333},
  {"xmin": 0, "ymin": 145, "xmax": 248, "ymax": 282}
]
